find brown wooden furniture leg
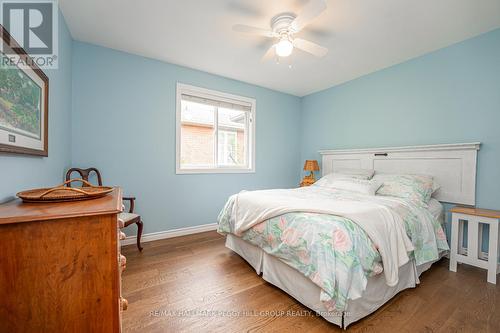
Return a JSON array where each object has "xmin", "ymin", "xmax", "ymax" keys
[{"xmin": 136, "ymin": 220, "xmax": 144, "ymax": 251}]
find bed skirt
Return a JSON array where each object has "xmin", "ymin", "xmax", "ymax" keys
[{"xmin": 225, "ymin": 234, "xmax": 440, "ymax": 328}]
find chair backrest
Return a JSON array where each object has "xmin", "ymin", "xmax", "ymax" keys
[{"xmin": 65, "ymin": 167, "xmax": 103, "ymax": 187}]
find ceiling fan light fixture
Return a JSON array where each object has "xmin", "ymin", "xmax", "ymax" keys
[
  {"xmin": 275, "ymin": 37, "xmax": 293, "ymax": 57},
  {"xmin": 233, "ymin": 1, "xmax": 329, "ymax": 62}
]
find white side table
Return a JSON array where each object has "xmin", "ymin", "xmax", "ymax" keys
[{"xmin": 449, "ymin": 207, "xmax": 500, "ymax": 284}]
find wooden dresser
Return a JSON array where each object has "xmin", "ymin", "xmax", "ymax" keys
[{"xmin": 0, "ymin": 188, "xmax": 126, "ymax": 332}]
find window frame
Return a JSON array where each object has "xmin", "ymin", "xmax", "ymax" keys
[
  {"xmin": 176, "ymin": 83, "xmax": 256, "ymax": 174},
  {"xmin": 218, "ymin": 130, "xmax": 239, "ymax": 166}
]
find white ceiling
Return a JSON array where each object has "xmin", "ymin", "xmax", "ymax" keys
[{"xmin": 59, "ymin": 0, "xmax": 500, "ymax": 97}]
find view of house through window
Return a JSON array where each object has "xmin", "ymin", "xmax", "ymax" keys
[{"xmin": 177, "ymin": 84, "xmax": 255, "ymax": 173}]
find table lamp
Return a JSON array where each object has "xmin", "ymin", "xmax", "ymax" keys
[{"xmin": 301, "ymin": 160, "xmax": 320, "ymax": 186}]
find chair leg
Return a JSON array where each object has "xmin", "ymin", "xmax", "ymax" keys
[{"xmin": 136, "ymin": 220, "xmax": 144, "ymax": 251}]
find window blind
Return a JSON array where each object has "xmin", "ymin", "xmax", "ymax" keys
[{"xmin": 181, "ymin": 93, "xmax": 252, "ymax": 112}]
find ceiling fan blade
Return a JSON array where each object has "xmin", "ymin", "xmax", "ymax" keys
[
  {"xmin": 232, "ymin": 24, "xmax": 276, "ymax": 37},
  {"xmin": 293, "ymin": 38, "xmax": 328, "ymax": 57},
  {"xmin": 290, "ymin": 0, "xmax": 327, "ymax": 32},
  {"xmin": 261, "ymin": 45, "xmax": 276, "ymax": 62}
]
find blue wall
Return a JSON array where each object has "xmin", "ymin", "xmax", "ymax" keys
[
  {"xmin": 71, "ymin": 42, "xmax": 301, "ymax": 235},
  {"xmin": 300, "ymin": 28, "xmax": 500, "ymax": 240},
  {"xmin": 3, "ymin": 18, "xmax": 498, "ymax": 245},
  {"xmin": 0, "ymin": 11, "xmax": 73, "ymax": 202}
]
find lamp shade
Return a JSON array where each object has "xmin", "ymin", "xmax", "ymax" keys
[{"xmin": 303, "ymin": 160, "xmax": 320, "ymax": 172}]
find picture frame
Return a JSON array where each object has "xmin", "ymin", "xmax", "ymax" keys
[{"xmin": 0, "ymin": 24, "xmax": 49, "ymax": 156}]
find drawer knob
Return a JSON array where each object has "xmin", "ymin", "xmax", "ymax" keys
[
  {"xmin": 120, "ymin": 297, "xmax": 128, "ymax": 311},
  {"xmin": 119, "ymin": 254, "xmax": 127, "ymax": 271}
]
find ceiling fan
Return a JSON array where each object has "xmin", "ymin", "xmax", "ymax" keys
[{"xmin": 232, "ymin": 0, "xmax": 328, "ymax": 61}]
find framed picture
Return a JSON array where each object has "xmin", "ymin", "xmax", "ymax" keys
[{"xmin": 0, "ymin": 25, "xmax": 49, "ymax": 156}]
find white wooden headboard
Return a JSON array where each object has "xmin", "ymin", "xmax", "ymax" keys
[{"xmin": 319, "ymin": 143, "xmax": 481, "ymax": 205}]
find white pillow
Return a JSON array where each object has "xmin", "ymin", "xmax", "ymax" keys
[
  {"xmin": 315, "ymin": 178, "xmax": 381, "ymax": 195},
  {"xmin": 332, "ymin": 168, "xmax": 375, "ymax": 180}
]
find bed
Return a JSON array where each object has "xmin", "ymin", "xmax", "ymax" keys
[{"xmin": 217, "ymin": 143, "xmax": 480, "ymax": 328}]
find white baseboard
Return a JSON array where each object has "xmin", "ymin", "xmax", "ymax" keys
[{"xmin": 121, "ymin": 222, "xmax": 218, "ymax": 246}]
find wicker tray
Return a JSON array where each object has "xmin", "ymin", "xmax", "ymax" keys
[{"xmin": 17, "ymin": 179, "xmax": 114, "ymax": 203}]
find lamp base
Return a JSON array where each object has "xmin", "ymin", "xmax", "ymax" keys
[{"xmin": 300, "ymin": 172, "xmax": 316, "ymax": 187}]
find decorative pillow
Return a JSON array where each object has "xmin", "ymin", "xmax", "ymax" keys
[
  {"xmin": 314, "ymin": 178, "xmax": 381, "ymax": 195},
  {"xmin": 373, "ymin": 174, "xmax": 436, "ymax": 205},
  {"xmin": 330, "ymin": 168, "xmax": 375, "ymax": 180}
]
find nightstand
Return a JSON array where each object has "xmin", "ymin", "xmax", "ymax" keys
[{"xmin": 449, "ymin": 206, "xmax": 500, "ymax": 284}]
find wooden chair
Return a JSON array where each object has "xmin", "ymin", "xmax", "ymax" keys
[{"xmin": 65, "ymin": 167, "xmax": 144, "ymax": 251}]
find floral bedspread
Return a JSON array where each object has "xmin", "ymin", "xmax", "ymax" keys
[{"xmin": 217, "ymin": 187, "xmax": 449, "ymax": 311}]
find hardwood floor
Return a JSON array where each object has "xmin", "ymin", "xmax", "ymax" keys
[{"xmin": 121, "ymin": 231, "xmax": 500, "ymax": 332}]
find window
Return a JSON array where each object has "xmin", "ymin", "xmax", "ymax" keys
[{"xmin": 176, "ymin": 83, "xmax": 255, "ymax": 174}]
